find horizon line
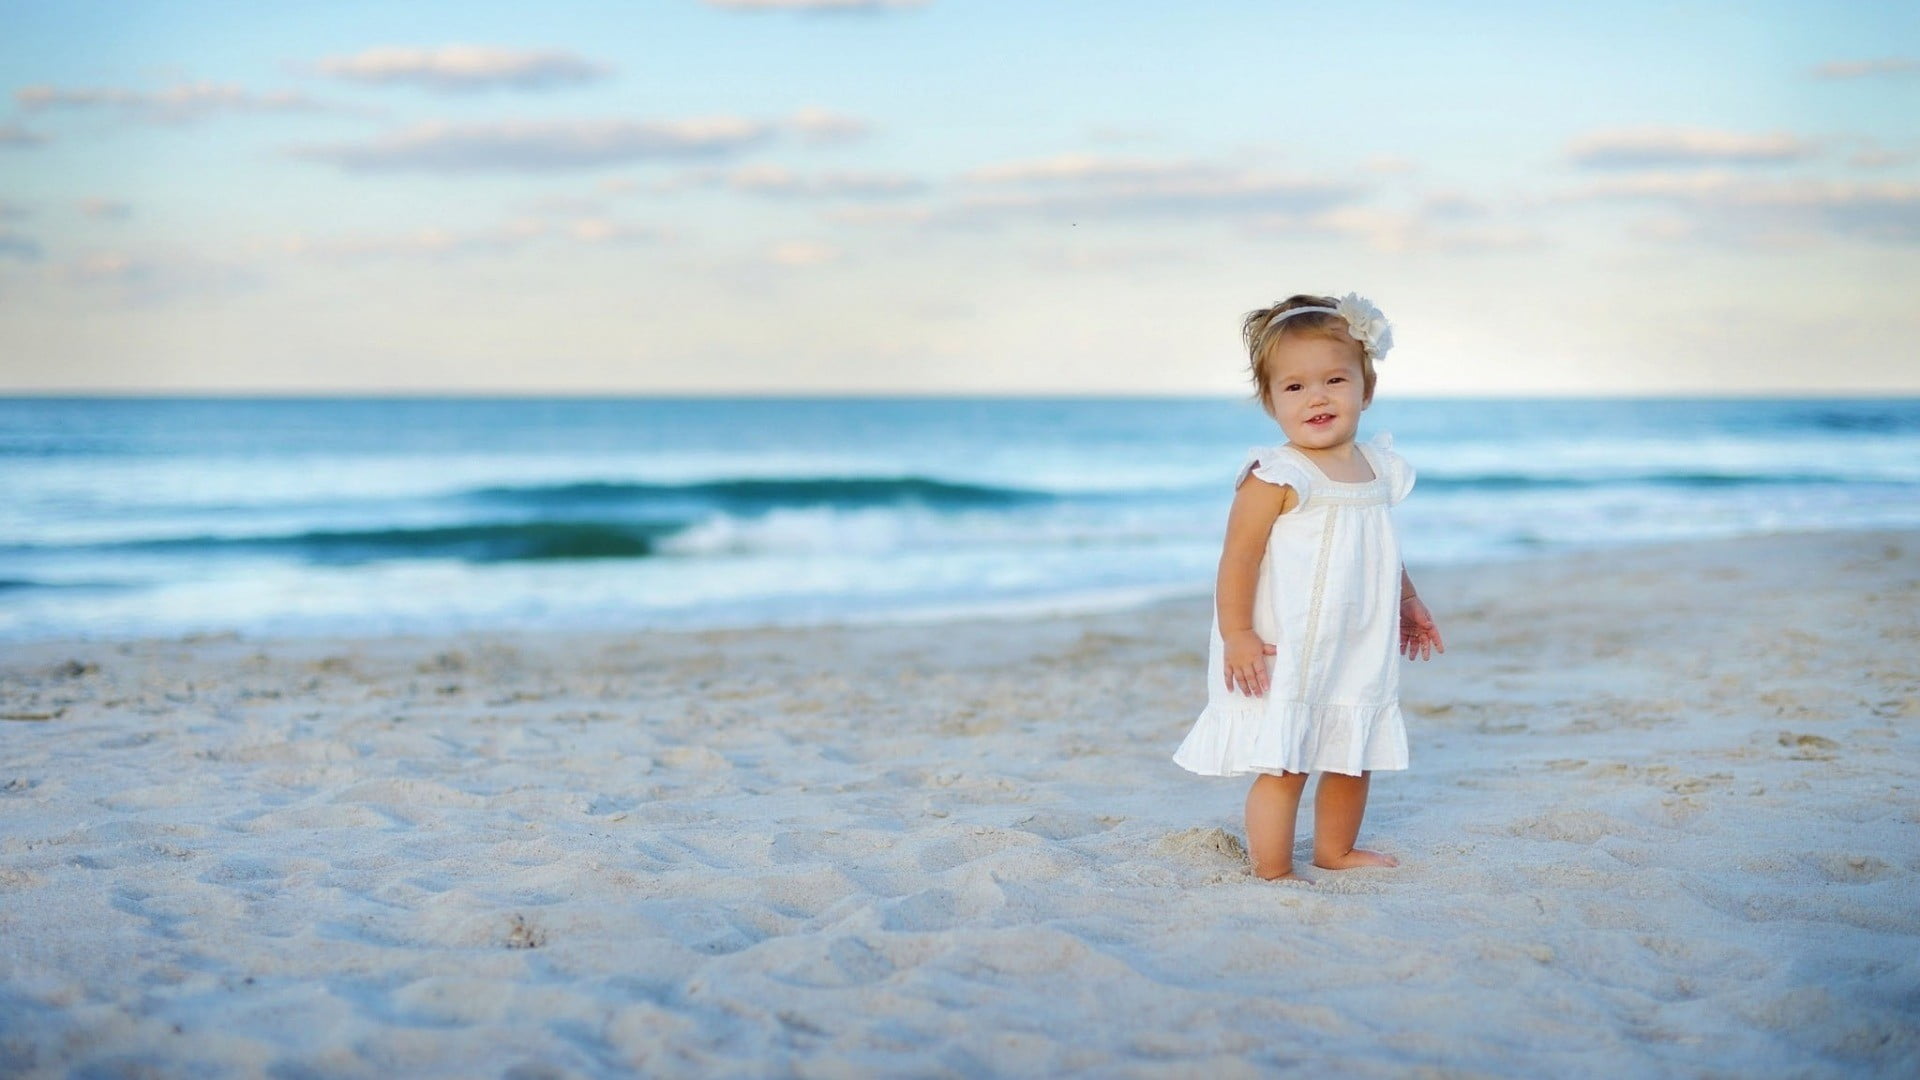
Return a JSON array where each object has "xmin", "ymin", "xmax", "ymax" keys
[{"xmin": 1, "ymin": 388, "xmax": 1916, "ymax": 402}]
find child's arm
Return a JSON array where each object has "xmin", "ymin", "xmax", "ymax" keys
[
  {"xmin": 1398, "ymin": 565, "xmax": 1444, "ymax": 661},
  {"xmin": 1218, "ymin": 476, "xmax": 1293, "ymax": 696}
]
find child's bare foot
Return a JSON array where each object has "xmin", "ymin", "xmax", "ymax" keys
[
  {"xmin": 1252, "ymin": 867, "xmax": 1299, "ymax": 882},
  {"xmin": 1312, "ymin": 847, "xmax": 1399, "ymax": 870}
]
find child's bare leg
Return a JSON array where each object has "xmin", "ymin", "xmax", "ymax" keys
[
  {"xmin": 1312, "ymin": 770, "xmax": 1399, "ymax": 869},
  {"xmin": 1245, "ymin": 770, "xmax": 1309, "ymax": 880}
]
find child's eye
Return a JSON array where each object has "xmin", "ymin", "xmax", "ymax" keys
[
  {"xmin": 1330, "ymin": 377, "xmax": 1346, "ymax": 383},
  {"xmin": 1284, "ymin": 384, "xmax": 1301, "ymax": 392}
]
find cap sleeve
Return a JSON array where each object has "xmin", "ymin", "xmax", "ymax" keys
[
  {"xmin": 1365, "ymin": 431, "xmax": 1416, "ymax": 505},
  {"xmin": 1234, "ymin": 444, "xmax": 1313, "ymax": 503}
]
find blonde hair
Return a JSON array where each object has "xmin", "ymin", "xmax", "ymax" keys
[{"xmin": 1241, "ymin": 294, "xmax": 1377, "ymax": 412}]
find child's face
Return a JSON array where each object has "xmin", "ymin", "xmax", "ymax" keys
[{"xmin": 1263, "ymin": 332, "xmax": 1371, "ymax": 450}]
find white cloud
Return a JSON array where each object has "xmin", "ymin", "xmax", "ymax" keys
[
  {"xmin": 727, "ymin": 164, "xmax": 799, "ymax": 193},
  {"xmin": 51, "ymin": 250, "xmax": 262, "ymax": 301},
  {"xmin": 79, "ymin": 198, "xmax": 131, "ymax": 221},
  {"xmin": 1262, "ymin": 207, "xmax": 1547, "ymax": 254},
  {"xmin": 60, "ymin": 252, "xmax": 144, "ymax": 281},
  {"xmin": 277, "ymin": 217, "xmax": 670, "ymax": 261},
  {"xmin": 311, "ymin": 45, "xmax": 609, "ymax": 91},
  {"xmin": 629, "ymin": 164, "xmax": 924, "ymax": 199},
  {"xmin": 15, "ymin": 81, "xmax": 365, "ymax": 125},
  {"xmin": 1810, "ymin": 57, "xmax": 1919, "ymax": 79},
  {"xmin": 942, "ymin": 154, "xmax": 1367, "ymax": 224},
  {"xmin": 522, "ymin": 192, "xmax": 612, "ymax": 216},
  {"xmin": 966, "ymin": 174, "xmax": 1364, "ymax": 223},
  {"xmin": 789, "ymin": 106, "xmax": 870, "ymax": 144},
  {"xmin": 821, "ymin": 204, "xmax": 933, "ymax": 226},
  {"xmin": 1566, "ymin": 127, "xmax": 1818, "ymax": 168},
  {"xmin": 623, "ymin": 170, "xmax": 724, "ymax": 195},
  {"xmin": 728, "ymin": 164, "xmax": 926, "ymax": 198},
  {"xmin": 1560, "ymin": 171, "xmax": 1920, "ymax": 245},
  {"xmin": 280, "ymin": 222, "xmax": 546, "ymax": 261},
  {"xmin": 1848, "ymin": 146, "xmax": 1916, "ymax": 169},
  {"xmin": 288, "ymin": 117, "xmax": 772, "ymax": 172},
  {"xmin": 1560, "ymin": 171, "xmax": 1740, "ymax": 199},
  {"xmin": 568, "ymin": 218, "xmax": 671, "ymax": 245},
  {"xmin": 1421, "ymin": 192, "xmax": 1487, "ymax": 219},
  {"xmin": 959, "ymin": 152, "xmax": 1212, "ymax": 186},
  {"xmin": 0, "ymin": 230, "xmax": 41, "ymax": 261},
  {"xmin": 0, "ymin": 123, "xmax": 50, "ymax": 147}
]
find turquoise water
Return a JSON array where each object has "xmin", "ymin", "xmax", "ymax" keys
[{"xmin": 2, "ymin": 395, "xmax": 1915, "ymax": 642}]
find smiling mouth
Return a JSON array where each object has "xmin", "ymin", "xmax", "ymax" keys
[{"xmin": 1307, "ymin": 413, "xmax": 1335, "ymax": 425}]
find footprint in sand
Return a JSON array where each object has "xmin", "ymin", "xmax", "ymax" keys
[
  {"xmin": 1803, "ymin": 852, "xmax": 1896, "ymax": 883},
  {"xmin": 1507, "ymin": 810, "xmax": 1630, "ymax": 845},
  {"xmin": 761, "ymin": 934, "xmax": 901, "ymax": 989},
  {"xmin": 1010, "ymin": 809, "xmax": 1120, "ymax": 841},
  {"xmin": 916, "ymin": 825, "xmax": 1041, "ymax": 873},
  {"xmin": 880, "ymin": 875, "xmax": 1006, "ymax": 932},
  {"xmin": 0, "ymin": 868, "xmax": 43, "ymax": 890},
  {"xmin": 1777, "ymin": 731, "xmax": 1839, "ymax": 759},
  {"xmin": 655, "ymin": 745, "xmax": 731, "ymax": 772}
]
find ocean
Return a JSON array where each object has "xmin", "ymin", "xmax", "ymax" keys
[{"xmin": 2, "ymin": 395, "xmax": 1915, "ymax": 643}]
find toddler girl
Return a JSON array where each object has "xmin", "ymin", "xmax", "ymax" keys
[{"xmin": 1171, "ymin": 292, "xmax": 1443, "ymax": 881}]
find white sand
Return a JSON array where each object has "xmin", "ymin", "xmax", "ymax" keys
[{"xmin": 2, "ymin": 529, "xmax": 1916, "ymax": 1077}]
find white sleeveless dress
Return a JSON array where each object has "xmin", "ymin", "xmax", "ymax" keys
[{"xmin": 1172, "ymin": 431, "xmax": 1415, "ymax": 778}]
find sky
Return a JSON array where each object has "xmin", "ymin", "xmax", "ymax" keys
[{"xmin": 0, "ymin": 0, "xmax": 1915, "ymax": 396}]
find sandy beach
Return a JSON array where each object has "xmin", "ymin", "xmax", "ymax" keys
[{"xmin": 2, "ymin": 528, "xmax": 1916, "ymax": 1077}]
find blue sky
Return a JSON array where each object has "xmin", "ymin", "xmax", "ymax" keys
[{"xmin": 0, "ymin": 0, "xmax": 1914, "ymax": 394}]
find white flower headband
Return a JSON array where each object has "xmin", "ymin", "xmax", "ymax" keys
[{"xmin": 1266, "ymin": 292, "xmax": 1394, "ymax": 362}]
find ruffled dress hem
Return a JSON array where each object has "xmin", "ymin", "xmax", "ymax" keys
[{"xmin": 1171, "ymin": 696, "xmax": 1410, "ymax": 778}]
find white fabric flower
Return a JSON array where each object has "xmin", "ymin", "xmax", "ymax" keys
[{"xmin": 1333, "ymin": 292, "xmax": 1394, "ymax": 361}]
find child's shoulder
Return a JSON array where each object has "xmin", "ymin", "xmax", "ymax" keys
[
  {"xmin": 1362, "ymin": 431, "xmax": 1416, "ymax": 503},
  {"xmin": 1234, "ymin": 442, "xmax": 1314, "ymax": 498}
]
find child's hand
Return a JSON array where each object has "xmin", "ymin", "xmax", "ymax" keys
[
  {"xmin": 1223, "ymin": 630, "xmax": 1277, "ymax": 696},
  {"xmin": 1399, "ymin": 595, "xmax": 1444, "ymax": 661}
]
